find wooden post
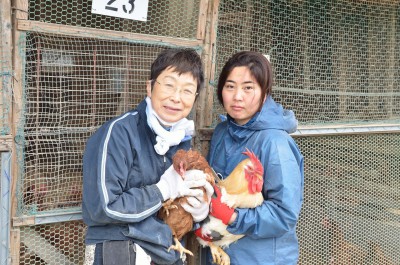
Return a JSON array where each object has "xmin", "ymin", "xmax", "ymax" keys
[
  {"xmin": 10, "ymin": 0, "xmax": 29, "ymax": 264},
  {"xmin": 1, "ymin": 0, "xmax": 13, "ymax": 132},
  {"xmin": 195, "ymin": 0, "xmax": 219, "ymax": 130},
  {"xmin": 10, "ymin": 229, "xmax": 20, "ymax": 265},
  {"xmin": 196, "ymin": 0, "xmax": 209, "ymax": 40},
  {"xmin": 191, "ymin": 1, "xmax": 220, "ymax": 263}
]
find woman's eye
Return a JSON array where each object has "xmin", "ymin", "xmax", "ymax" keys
[
  {"xmin": 243, "ymin": 86, "xmax": 254, "ymax": 92},
  {"xmin": 224, "ymin": 84, "xmax": 234, "ymax": 90},
  {"xmin": 164, "ymin": 83, "xmax": 176, "ymax": 91},
  {"xmin": 183, "ymin": 89, "xmax": 194, "ymax": 95}
]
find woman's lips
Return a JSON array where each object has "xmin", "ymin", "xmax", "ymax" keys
[
  {"xmin": 164, "ymin": 105, "xmax": 181, "ymax": 112},
  {"xmin": 231, "ymin": 105, "xmax": 243, "ymax": 111}
]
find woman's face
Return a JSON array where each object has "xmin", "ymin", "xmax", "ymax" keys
[
  {"xmin": 222, "ymin": 66, "xmax": 265, "ymax": 125},
  {"xmin": 147, "ymin": 67, "xmax": 197, "ymax": 124}
]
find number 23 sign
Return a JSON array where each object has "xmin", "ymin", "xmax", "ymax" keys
[{"xmin": 92, "ymin": 0, "xmax": 149, "ymax": 21}]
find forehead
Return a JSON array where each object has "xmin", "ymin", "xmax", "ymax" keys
[
  {"xmin": 226, "ymin": 66, "xmax": 256, "ymax": 82},
  {"xmin": 159, "ymin": 67, "xmax": 197, "ymax": 85}
]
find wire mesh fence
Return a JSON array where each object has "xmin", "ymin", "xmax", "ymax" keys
[
  {"xmin": 212, "ymin": 0, "xmax": 400, "ymax": 127},
  {"xmin": 18, "ymin": 32, "xmax": 176, "ymax": 216},
  {"xmin": 296, "ymin": 133, "xmax": 400, "ymax": 264},
  {"xmin": 19, "ymin": 220, "xmax": 86, "ymax": 265},
  {"xmin": 28, "ymin": 0, "xmax": 201, "ymax": 39}
]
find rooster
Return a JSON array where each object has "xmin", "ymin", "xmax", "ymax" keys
[
  {"xmin": 158, "ymin": 149, "xmax": 215, "ymax": 258},
  {"xmin": 195, "ymin": 149, "xmax": 264, "ymax": 265}
]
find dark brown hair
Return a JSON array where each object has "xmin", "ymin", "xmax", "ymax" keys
[
  {"xmin": 217, "ymin": 51, "xmax": 273, "ymax": 108},
  {"xmin": 150, "ymin": 48, "xmax": 205, "ymax": 95}
]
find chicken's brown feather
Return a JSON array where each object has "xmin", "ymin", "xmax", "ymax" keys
[
  {"xmin": 158, "ymin": 149, "xmax": 214, "ymax": 257},
  {"xmin": 158, "ymin": 197, "xmax": 193, "ymax": 240}
]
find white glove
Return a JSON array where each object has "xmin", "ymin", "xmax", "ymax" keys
[
  {"xmin": 183, "ymin": 170, "xmax": 214, "ymax": 201},
  {"xmin": 156, "ymin": 166, "xmax": 205, "ymax": 201},
  {"xmin": 181, "ymin": 170, "xmax": 214, "ymax": 222}
]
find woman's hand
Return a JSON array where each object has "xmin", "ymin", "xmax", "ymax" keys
[
  {"xmin": 181, "ymin": 170, "xmax": 214, "ymax": 222},
  {"xmin": 156, "ymin": 166, "xmax": 205, "ymax": 200},
  {"xmin": 210, "ymin": 185, "xmax": 235, "ymax": 225}
]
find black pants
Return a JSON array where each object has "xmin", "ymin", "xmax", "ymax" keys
[{"xmin": 93, "ymin": 241, "xmax": 137, "ymax": 265}]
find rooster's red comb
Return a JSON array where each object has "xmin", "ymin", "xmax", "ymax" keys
[{"xmin": 242, "ymin": 148, "xmax": 264, "ymax": 175}]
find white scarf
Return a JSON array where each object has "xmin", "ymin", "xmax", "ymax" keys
[{"xmin": 145, "ymin": 97, "xmax": 194, "ymax": 155}]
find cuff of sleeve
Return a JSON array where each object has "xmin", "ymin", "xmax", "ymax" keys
[
  {"xmin": 155, "ymin": 179, "xmax": 169, "ymax": 201},
  {"xmin": 228, "ymin": 209, "xmax": 239, "ymax": 227}
]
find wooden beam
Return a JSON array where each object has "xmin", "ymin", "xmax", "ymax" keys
[
  {"xmin": 10, "ymin": 229, "xmax": 20, "ymax": 265},
  {"xmin": 0, "ymin": 135, "xmax": 13, "ymax": 151},
  {"xmin": 195, "ymin": 0, "xmax": 219, "ymax": 132},
  {"xmin": 196, "ymin": 0, "xmax": 209, "ymax": 40},
  {"xmin": 17, "ymin": 20, "xmax": 202, "ymax": 48},
  {"xmin": 1, "ymin": 0, "xmax": 13, "ymax": 135},
  {"xmin": 10, "ymin": 1, "xmax": 28, "ymax": 265},
  {"xmin": 13, "ymin": 211, "xmax": 83, "ymax": 227},
  {"xmin": 353, "ymin": 0, "xmax": 400, "ymax": 5},
  {"xmin": 198, "ymin": 124, "xmax": 400, "ymax": 140}
]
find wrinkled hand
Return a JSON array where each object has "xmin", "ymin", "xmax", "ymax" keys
[
  {"xmin": 181, "ymin": 170, "xmax": 213, "ymax": 222},
  {"xmin": 210, "ymin": 185, "xmax": 234, "ymax": 225},
  {"xmin": 156, "ymin": 166, "xmax": 206, "ymax": 201},
  {"xmin": 181, "ymin": 196, "xmax": 209, "ymax": 222},
  {"xmin": 184, "ymin": 170, "xmax": 213, "ymax": 201}
]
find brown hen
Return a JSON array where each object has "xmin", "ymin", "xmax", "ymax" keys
[{"xmin": 158, "ymin": 149, "xmax": 215, "ymax": 258}]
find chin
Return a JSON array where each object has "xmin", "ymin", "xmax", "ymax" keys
[{"xmin": 160, "ymin": 115, "xmax": 183, "ymax": 124}]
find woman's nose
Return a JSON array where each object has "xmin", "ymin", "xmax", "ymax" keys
[
  {"xmin": 233, "ymin": 88, "xmax": 244, "ymax": 100},
  {"xmin": 170, "ymin": 89, "xmax": 182, "ymax": 101}
]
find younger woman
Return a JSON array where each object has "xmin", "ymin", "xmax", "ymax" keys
[{"xmin": 207, "ymin": 51, "xmax": 304, "ymax": 265}]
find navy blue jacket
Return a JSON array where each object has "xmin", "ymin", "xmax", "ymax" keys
[
  {"xmin": 82, "ymin": 99, "xmax": 190, "ymax": 264},
  {"xmin": 207, "ymin": 96, "xmax": 304, "ymax": 265}
]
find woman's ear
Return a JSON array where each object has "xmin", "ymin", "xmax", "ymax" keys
[{"xmin": 146, "ymin": 80, "xmax": 152, "ymax": 97}]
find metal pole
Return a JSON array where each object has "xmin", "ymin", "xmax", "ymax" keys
[{"xmin": 0, "ymin": 152, "xmax": 12, "ymax": 265}]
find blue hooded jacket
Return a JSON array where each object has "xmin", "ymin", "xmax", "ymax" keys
[
  {"xmin": 207, "ymin": 96, "xmax": 304, "ymax": 265},
  {"xmin": 82, "ymin": 99, "xmax": 190, "ymax": 265}
]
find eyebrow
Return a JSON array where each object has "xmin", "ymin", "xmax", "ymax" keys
[
  {"xmin": 162, "ymin": 76, "xmax": 196, "ymax": 87},
  {"xmin": 225, "ymin": 80, "xmax": 254, "ymax": 84}
]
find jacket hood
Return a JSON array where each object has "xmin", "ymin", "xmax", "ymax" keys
[{"xmin": 226, "ymin": 96, "xmax": 298, "ymax": 134}]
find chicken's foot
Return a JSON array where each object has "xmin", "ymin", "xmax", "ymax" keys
[
  {"xmin": 168, "ymin": 237, "xmax": 193, "ymax": 258},
  {"xmin": 162, "ymin": 199, "xmax": 178, "ymax": 216},
  {"xmin": 209, "ymin": 243, "xmax": 230, "ymax": 265}
]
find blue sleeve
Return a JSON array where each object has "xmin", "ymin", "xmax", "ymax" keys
[
  {"xmin": 83, "ymin": 115, "xmax": 164, "ymax": 225},
  {"xmin": 227, "ymin": 137, "xmax": 304, "ymax": 238}
]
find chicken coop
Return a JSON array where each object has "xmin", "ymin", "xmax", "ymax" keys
[{"xmin": 1, "ymin": 0, "xmax": 400, "ymax": 264}]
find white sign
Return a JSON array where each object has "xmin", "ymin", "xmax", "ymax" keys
[{"xmin": 92, "ymin": 0, "xmax": 149, "ymax": 22}]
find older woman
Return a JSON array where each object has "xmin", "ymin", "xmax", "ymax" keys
[
  {"xmin": 206, "ymin": 51, "xmax": 304, "ymax": 264},
  {"xmin": 83, "ymin": 48, "xmax": 212, "ymax": 265}
]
